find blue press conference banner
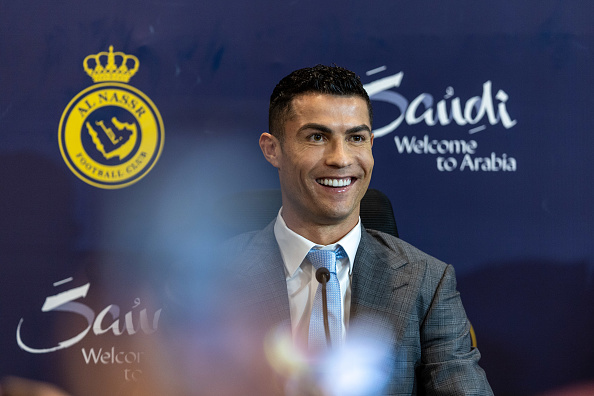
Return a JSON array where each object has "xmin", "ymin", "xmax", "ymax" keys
[{"xmin": 1, "ymin": 1, "xmax": 593, "ymax": 395}]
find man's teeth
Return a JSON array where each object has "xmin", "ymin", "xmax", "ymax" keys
[{"xmin": 317, "ymin": 178, "xmax": 352, "ymax": 187}]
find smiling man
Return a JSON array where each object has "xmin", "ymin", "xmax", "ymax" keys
[
  {"xmin": 259, "ymin": 92, "xmax": 373, "ymax": 245},
  {"xmin": 230, "ymin": 65, "xmax": 493, "ymax": 395}
]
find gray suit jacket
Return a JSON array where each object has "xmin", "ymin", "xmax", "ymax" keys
[{"xmin": 227, "ymin": 221, "xmax": 493, "ymax": 395}]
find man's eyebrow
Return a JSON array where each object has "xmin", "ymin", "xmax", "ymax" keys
[
  {"xmin": 298, "ymin": 123, "xmax": 333, "ymax": 134},
  {"xmin": 298, "ymin": 123, "xmax": 372, "ymax": 134},
  {"xmin": 345, "ymin": 125, "xmax": 372, "ymax": 134}
]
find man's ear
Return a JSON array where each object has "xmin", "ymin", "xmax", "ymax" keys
[{"xmin": 259, "ymin": 132, "xmax": 281, "ymax": 169}]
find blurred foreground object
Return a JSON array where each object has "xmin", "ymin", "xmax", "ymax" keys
[{"xmin": 1, "ymin": 377, "xmax": 71, "ymax": 396}]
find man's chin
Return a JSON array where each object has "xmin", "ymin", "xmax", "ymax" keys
[{"xmin": 313, "ymin": 205, "xmax": 360, "ymax": 226}]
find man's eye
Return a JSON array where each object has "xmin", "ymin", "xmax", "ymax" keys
[
  {"xmin": 350, "ymin": 135, "xmax": 364, "ymax": 142},
  {"xmin": 310, "ymin": 133, "xmax": 323, "ymax": 141}
]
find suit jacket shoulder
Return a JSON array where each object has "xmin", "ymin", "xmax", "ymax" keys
[{"xmin": 363, "ymin": 228, "xmax": 447, "ymax": 272}]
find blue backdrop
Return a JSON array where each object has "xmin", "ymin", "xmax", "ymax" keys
[{"xmin": 1, "ymin": 1, "xmax": 593, "ymax": 395}]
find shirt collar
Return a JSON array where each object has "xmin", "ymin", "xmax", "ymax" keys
[{"xmin": 273, "ymin": 207, "xmax": 361, "ymax": 277}]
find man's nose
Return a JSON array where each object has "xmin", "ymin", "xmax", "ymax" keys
[{"xmin": 325, "ymin": 140, "xmax": 352, "ymax": 168}]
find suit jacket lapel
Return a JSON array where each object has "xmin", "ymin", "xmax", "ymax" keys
[
  {"xmin": 350, "ymin": 229, "xmax": 426, "ymax": 344},
  {"xmin": 235, "ymin": 221, "xmax": 291, "ymax": 330}
]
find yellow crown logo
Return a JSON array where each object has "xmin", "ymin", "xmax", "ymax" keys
[{"xmin": 83, "ymin": 46, "xmax": 139, "ymax": 83}]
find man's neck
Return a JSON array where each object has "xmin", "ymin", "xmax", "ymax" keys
[{"xmin": 281, "ymin": 212, "xmax": 359, "ymax": 245}]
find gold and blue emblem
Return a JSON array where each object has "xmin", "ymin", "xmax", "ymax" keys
[{"xmin": 59, "ymin": 46, "xmax": 164, "ymax": 189}]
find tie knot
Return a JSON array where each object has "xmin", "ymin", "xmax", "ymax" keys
[{"xmin": 307, "ymin": 246, "xmax": 346, "ymax": 273}]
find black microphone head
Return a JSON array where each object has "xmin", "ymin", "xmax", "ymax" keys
[{"xmin": 315, "ymin": 267, "xmax": 330, "ymax": 283}]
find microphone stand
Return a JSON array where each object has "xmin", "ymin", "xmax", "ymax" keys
[{"xmin": 315, "ymin": 267, "xmax": 332, "ymax": 348}]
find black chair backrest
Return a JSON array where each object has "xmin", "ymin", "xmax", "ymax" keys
[
  {"xmin": 217, "ymin": 188, "xmax": 398, "ymax": 239},
  {"xmin": 360, "ymin": 188, "xmax": 399, "ymax": 238}
]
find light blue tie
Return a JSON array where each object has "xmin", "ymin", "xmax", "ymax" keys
[{"xmin": 308, "ymin": 246, "xmax": 346, "ymax": 350}]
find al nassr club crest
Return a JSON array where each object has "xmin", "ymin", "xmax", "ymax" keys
[{"xmin": 59, "ymin": 46, "xmax": 164, "ymax": 189}]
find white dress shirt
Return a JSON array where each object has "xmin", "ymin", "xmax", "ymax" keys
[{"xmin": 273, "ymin": 208, "xmax": 362, "ymax": 345}]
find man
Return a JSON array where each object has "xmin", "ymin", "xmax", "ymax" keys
[{"xmin": 229, "ymin": 65, "xmax": 493, "ymax": 395}]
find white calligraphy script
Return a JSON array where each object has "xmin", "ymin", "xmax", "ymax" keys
[{"xmin": 17, "ymin": 279, "xmax": 161, "ymax": 354}]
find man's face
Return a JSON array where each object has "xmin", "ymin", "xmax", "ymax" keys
[{"xmin": 261, "ymin": 93, "xmax": 374, "ymax": 232}]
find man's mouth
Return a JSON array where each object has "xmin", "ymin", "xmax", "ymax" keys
[{"xmin": 316, "ymin": 177, "xmax": 353, "ymax": 187}]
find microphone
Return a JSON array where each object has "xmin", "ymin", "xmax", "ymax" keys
[
  {"xmin": 315, "ymin": 267, "xmax": 332, "ymax": 347},
  {"xmin": 315, "ymin": 267, "xmax": 330, "ymax": 283}
]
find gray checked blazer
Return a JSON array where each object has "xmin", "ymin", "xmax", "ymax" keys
[{"xmin": 226, "ymin": 220, "xmax": 493, "ymax": 395}]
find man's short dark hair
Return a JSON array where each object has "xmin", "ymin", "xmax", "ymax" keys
[{"xmin": 269, "ymin": 65, "xmax": 372, "ymax": 142}]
